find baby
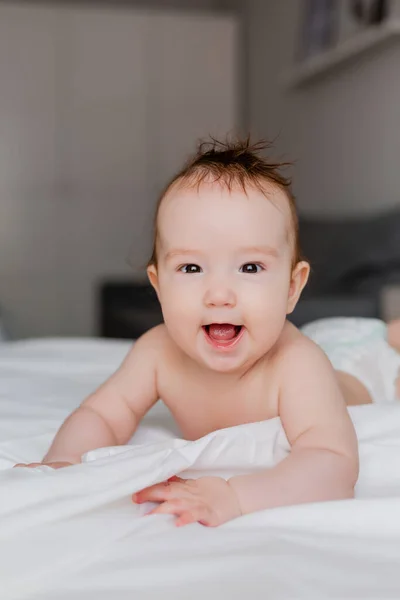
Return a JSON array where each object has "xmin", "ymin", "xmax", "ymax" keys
[{"xmin": 16, "ymin": 140, "xmax": 400, "ymax": 527}]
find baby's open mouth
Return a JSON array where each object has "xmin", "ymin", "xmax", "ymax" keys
[{"xmin": 202, "ymin": 323, "xmax": 244, "ymax": 347}]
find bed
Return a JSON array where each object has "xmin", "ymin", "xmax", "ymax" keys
[{"xmin": 2, "ymin": 337, "xmax": 400, "ymax": 599}]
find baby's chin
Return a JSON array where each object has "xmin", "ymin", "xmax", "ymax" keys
[
  {"xmin": 200, "ymin": 357, "xmax": 243, "ymax": 373},
  {"xmin": 196, "ymin": 345, "xmax": 254, "ymax": 375}
]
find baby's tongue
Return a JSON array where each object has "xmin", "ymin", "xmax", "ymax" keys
[{"xmin": 208, "ymin": 323, "xmax": 236, "ymax": 341}]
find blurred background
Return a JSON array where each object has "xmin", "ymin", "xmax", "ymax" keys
[{"xmin": 0, "ymin": 0, "xmax": 399, "ymax": 340}]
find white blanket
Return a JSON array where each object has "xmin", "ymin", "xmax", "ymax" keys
[{"xmin": 1, "ymin": 338, "xmax": 400, "ymax": 599}]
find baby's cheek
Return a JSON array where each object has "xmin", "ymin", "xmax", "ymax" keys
[
  {"xmin": 164, "ymin": 292, "xmax": 196, "ymax": 321},
  {"xmin": 162, "ymin": 298, "xmax": 198, "ymax": 341},
  {"xmin": 248, "ymin": 298, "xmax": 287, "ymax": 344},
  {"xmin": 163, "ymin": 280, "xmax": 198, "ymax": 306},
  {"xmin": 247, "ymin": 290, "xmax": 285, "ymax": 322}
]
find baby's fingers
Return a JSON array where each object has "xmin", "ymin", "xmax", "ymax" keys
[
  {"xmin": 133, "ymin": 479, "xmax": 185, "ymax": 504},
  {"xmin": 14, "ymin": 462, "xmax": 43, "ymax": 468},
  {"xmin": 147, "ymin": 500, "xmax": 205, "ymax": 527},
  {"xmin": 175, "ymin": 512, "xmax": 199, "ymax": 527},
  {"xmin": 175, "ymin": 507, "xmax": 213, "ymax": 527},
  {"xmin": 146, "ymin": 498, "xmax": 188, "ymax": 517}
]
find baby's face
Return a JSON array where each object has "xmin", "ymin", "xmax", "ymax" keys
[{"xmin": 148, "ymin": 181, "xmax": 306, "ymax": 373}]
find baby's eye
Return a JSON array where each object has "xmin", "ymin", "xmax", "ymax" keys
[
  {"xmin": 179, "ymin": 264, "xmax": 202, "ymax": 274},
  {"xmin": 240, "ymin": 263, "xmax": 264, "ymax": 274}
]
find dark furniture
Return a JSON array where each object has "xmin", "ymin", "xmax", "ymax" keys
[
  {"xmin": 99, "ymin": 280, "xmax": 163, "ymax": 339},
  {"xmin": 291, "ymin": 208, "xmax": 400, "ymax": 326}
]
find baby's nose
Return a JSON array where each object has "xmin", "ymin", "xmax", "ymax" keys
[{"xmin": 203, "ymin": 284, "xmax": 236, "ymax": 308}]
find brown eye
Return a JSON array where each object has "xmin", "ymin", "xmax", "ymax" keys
[
  {"xmin": 240, "ymin": 263, "xmax": 263, "ymax": 274},
  {"xmin": 179, "ymin": 264, "xmax": 202, "ymax": 274}
]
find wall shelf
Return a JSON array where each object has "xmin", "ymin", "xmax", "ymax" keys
[{"xmin": 283, "ymin": 20, "xmax": 400, "ymax": 89}]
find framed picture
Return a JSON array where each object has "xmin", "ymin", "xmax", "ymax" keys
[
  {"xmin": 298, "ymin": 0, "xmax": 338, "ymax": 62},
  {"xmin": 298, "ymin": 0, "xmax": 391, "ymax": 64},
  {"xmin": 337, "ymin": 0, "xmax": 389, "ymax": 44}
]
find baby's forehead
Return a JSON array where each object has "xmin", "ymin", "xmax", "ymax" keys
[
  {"xmin": 161, "ymin": 178, "xmax": 289, "ymax": 214},
  {"xmin": 158, "ymin": 179, "xmax": 292, "ymax": 239}
]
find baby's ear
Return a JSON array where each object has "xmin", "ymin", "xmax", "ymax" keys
[
  {"xmin": 147, "ymin": 264, "xmax": 160, "ymax": 297},
  {"xmin": 286, "ymin": 261, "xmax": 310, "ymax": 314}
]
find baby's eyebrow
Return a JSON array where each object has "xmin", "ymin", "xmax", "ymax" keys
[
  {"xmin": 164, "ymin": 248, "xmax": 202, "ymax": 261},
  {"xmin": 164, "ymin": 246, "xmax": 279, "ymax": 261},
  {"xmin": 238, "ymin": 245, "xmax": 279, "ymax": 258}
]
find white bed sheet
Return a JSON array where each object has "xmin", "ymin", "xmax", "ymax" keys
[{"xmin": 1, "ymin": 338, "xmax": 400, "ymax": 599}]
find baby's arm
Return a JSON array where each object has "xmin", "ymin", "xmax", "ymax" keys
[
  {"xmin": 23, "ymin": 328, "xmax": 160, "ymax": 467},
  {"xmin": 228, "ymin": 340, "xmax": 359, "ymax": 514}
]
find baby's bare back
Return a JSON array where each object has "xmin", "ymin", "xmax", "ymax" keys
[{"xmin": 155, "ymin": 323, "xmax": 299, "ymax": 440}]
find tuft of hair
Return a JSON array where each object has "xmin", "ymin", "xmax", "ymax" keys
[
  {"xmin": 148, "ymin": 137, "xmax": 302, "ymax": 268},
  {"xmin": 179, "ymin": 137, "xmax": 293, "ymax": 194}
]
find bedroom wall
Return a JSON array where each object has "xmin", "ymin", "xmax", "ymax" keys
[{"xmin": 244, "ymin": 0, "xmax": 400, "ymax": 217}]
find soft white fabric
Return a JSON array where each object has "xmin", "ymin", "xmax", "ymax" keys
[
  {"xmin": 301, "ymin": 317, "xmax": 400, "ymax": 403},
  {"xmin": 2, "ymin": 338, "xmax": 400, "ymax": 599}
]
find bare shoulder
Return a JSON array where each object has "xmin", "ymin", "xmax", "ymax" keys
[
  {"xmin": 273, "ymin": 321, "xmax": 357, "ymax": 461},
  {"xmin": 274, "ymin": 320, "xmax": 335, "ymax": 381},
  {"xmin": 113, "ymin": 324, "xmax": 167, "ymax": 379},
  {"xmin": 127, "ymin": 323, "xmax": 168, "ymax": 354},
  {"xmin": 81, "ymin": 324, "xmax": 172, "ymax": 435}
]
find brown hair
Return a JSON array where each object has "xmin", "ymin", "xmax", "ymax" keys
[{"xmin": 148, "ymin": 137, "xmax": 302, "ymax": 268}]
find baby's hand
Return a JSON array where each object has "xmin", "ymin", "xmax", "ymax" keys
[
  {"xmin": 13, "ymin": 461, "xmax": 73, "ymax": 469},
  {"xmin": 133, "ymin": 475, "xmax": 242, "ymax": 527}
]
